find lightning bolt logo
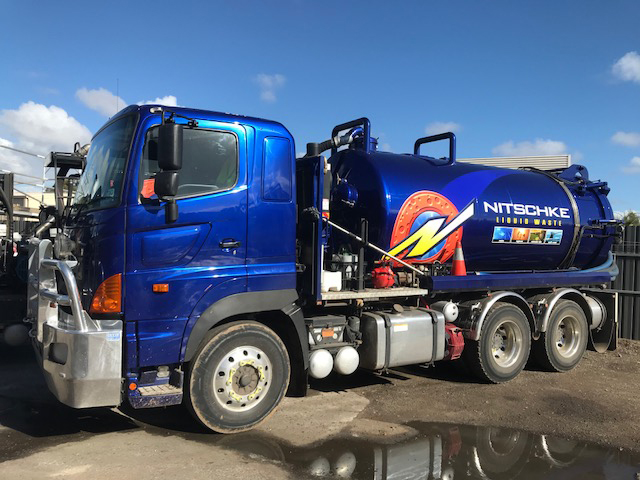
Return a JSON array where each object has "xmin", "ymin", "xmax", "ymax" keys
[{"xmin": 387, "ymin": 200, "xmax": 475, "ymax": 260}]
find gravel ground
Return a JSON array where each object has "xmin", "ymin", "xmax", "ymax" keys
[
  {"xmin": 0, "ymin": 339, "xmax": 638, "ymax": 479},
  {"xmin": 318, "ymin": 338, "xmax": 640, "ymax": 453}
]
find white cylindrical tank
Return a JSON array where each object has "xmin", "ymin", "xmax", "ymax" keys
[
  {"xmin": 309, "ymin": 349, "xmax": 334, "ymax": 379},
  {"xmin": 334, "ymin": 346, "xmax": 359, "ymax": 375}
]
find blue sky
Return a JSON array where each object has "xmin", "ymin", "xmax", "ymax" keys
[{"xmin": 1, "ymin": 1, "xmax": 639, "ymax": 211}]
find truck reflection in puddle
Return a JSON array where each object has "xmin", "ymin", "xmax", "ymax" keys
[{"xmin": 215, "ymin": 422, "xmax": 640, "ymax": 479}]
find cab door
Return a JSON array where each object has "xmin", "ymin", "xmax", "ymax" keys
[{"xmin": 125, "ymin": 118, "xmax": 248, "ymax": 367}]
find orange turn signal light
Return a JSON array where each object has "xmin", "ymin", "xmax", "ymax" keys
[
  {"xmin": 153, "ymin": 283, "xmax": 169, "ymax": 293},
  {"xmin": 90, "ymin": 273, "xmax": 122, "ymax": 314}
]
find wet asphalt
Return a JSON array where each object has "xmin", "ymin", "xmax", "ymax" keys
[{"xmin": 1, "ymin": 346, "xmax": 639, "ymax": 479}]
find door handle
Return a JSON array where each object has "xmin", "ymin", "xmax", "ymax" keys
[{"xmin": 219, "ymin": 239, "xmax": 241, "ymax": 249}]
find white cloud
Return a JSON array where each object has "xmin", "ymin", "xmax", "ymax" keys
[
  {"xmin": 0, "ymin": 102, "xmax": 92, "ymax": 179},
  {"xmin": 139, "ymin": 95, "xmax": 178, "ymax": 107},
  {"xmin": 622, "ymin": 156, "xmax": 640, "ymax": 174},
  {"xmin": 0, "ymin": 102, "xmax": 91, "ymax": 153},
  {"xmin": 76, "ymin": 87, "xmax": 126, "ymax": 117},
  {"xmin": 0, "ymin": 137, "xmax": 26, "ymax": 175},
  {"xmin": 492, "ymin": 139, "xmax": 568, "ymax": 157},
  {"xmin": 612, "ymin": 51, "xmax": 640, "ymax": 84},
  {"xmin": 255, "ymin": 73, "xmax": 286, "ymax": 103},
  {"xmin": 425, "ymin": 121, "xmax": 461, "ymax": 136},
  {"xmin": 612, "ymin": 131, "xmax": 640, "ymax": 147},
  {"xmin": 77, "ymin": 87, "xmax": 180, "ymax": 116}
]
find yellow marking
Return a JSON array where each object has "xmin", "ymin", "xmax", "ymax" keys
[
  {"xmin": 227, "ymin": 368, "xmax": 236, "ymax": 386},
  {"xmin": 534, "ymin": 219, "xmax": 540, "ymax": 225},
  {"xmin": 525, "ymin": 218, "xmax": 529, "ymax": 225},
  {"xmin": 507, "ymin": 217, "xmax": 511, "ymax": 224},
  {"xmin": 386, "ymin": 202, "xmax": 475, "ymax": 259}
]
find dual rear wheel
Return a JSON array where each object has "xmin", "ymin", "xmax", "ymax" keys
[
  {"xmin": 533, "ymin": 300, "xmax": 589, "ymax": 372},
  {"xmin": 464, "ymin": 300, "xmax": 588, "ymax": 383}
]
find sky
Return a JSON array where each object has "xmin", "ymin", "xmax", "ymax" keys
[{"xmin": 1, "ymin": 1, "xmax": 639, "ymax": 212}]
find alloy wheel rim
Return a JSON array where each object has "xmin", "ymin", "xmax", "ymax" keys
[
  {"xmin": 553, "ymin": 315, "xmax": 582, "ymax": 359},
  {"xmin": 213, "ymin": 345, "xmax": 272, "ymax": 412},
  {"xmin": 490, "ymin": 319, "xmax": 524, "ymax": 369}
]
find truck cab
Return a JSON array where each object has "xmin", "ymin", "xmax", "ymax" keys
[{"xmin": 28, "ymin": 105, "xmax": 306, "ymax": 430}]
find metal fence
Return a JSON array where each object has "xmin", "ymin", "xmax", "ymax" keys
[{"xmin": 612, "ymin": 225, "xmax": 640, "ymax": 340}]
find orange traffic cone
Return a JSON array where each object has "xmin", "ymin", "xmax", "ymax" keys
[{"xmin": 451, "ymin": 240, "xmax": 467, "ymax": 276}]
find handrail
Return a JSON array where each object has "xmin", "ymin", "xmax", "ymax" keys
[
  {"xmin": 331, "ymin": 118, "xmax": 371, "ymax": 155},
  {"xmin": 413, "ymin": 132, "xmax": 456, "ymax": 165}
]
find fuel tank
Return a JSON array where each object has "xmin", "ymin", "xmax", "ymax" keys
[{"xmin": 330, "ymin": 149, "xmax": 615, "ymax": 272}]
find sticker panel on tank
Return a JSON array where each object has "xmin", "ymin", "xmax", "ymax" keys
[{"xmin": 491, "ymin": 227, "xmax": 563, "ymax": 245}]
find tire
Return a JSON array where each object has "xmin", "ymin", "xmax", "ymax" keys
[
  {"xmin": 186, "ymin": 321, "xmax": 290, "ymax": 433},
  {"xmin": 464, "ymin": 302, "xmax": 531, "ymax": 383},
  {"xmin": 474, "ymin": 427, "xmax": 532, "ymax": 475},
  {"xmin": 533, "ymin": 300, "xmax": 588, "ymax": 372}
]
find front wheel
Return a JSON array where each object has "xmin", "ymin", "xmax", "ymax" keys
[
  {"xmin": 186, "ymin": 321, "xmax": 290, "ymax": 433},
  {"xmin": 464, "ymin": 302, "xmax": 531, "ymax": 383}
]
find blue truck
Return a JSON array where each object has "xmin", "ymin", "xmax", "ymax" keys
[{"xmin": 26, "ymin": 105, "xmax": 620, "ymax": 433}]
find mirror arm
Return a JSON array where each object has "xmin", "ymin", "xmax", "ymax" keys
[{"xmin": 164, "ymin": 197, "xmax": 178, "ymax": 224}]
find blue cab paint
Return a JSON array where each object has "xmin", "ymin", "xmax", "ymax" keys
[{"xmin": 64, "ymin": 105, "xmax": 296, "ymax": 371}]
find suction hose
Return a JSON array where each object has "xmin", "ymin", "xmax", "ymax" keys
[{"xmin": 306, "ymin": 127, "xmax": 364, "ymax": 156}]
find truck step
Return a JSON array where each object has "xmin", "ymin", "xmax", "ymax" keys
[
  {"xmin": 321, "ymin": 287, "xmax": 429, "ymax": 301},
  {"xmin": 138, "ymin": 384, "xmax": 182, "ymax": 396}
]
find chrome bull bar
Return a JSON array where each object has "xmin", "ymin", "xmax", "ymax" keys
[{"xmin": 27, "ymin": 238, "xmax": 123, "ymax": 408}]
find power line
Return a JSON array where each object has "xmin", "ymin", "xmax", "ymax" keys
[
  {"xmin": 1, "ymin": 169, "xmax": 46, "ymax": 181},
  {"xmin": 0, "ymin": 144, "xmax": 46, "ymax": 159}
]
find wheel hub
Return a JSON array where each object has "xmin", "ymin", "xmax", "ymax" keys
[
  {"xmin": 213, "ymin": 346, "xmax": 271, "ymax": 412},
  {"xmin": 233, "ymin": 365, "xmax": 259, "ymax": 394},
  {"xmin": 489, "ymin": 321, "xmax": 523, "ymax": 369},
  {"xmin": 553, "ymin": 315, "xmax": 581, "ymax": 359}
]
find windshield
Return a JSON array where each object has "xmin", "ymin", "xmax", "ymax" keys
[{"xmin": 73, "ymin": 115, "xmax": 137, "ymax": 210}]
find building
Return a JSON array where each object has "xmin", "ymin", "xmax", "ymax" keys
[{"xmin": 457, "ymin": 155, "xmax": 571, "ymax": 171}]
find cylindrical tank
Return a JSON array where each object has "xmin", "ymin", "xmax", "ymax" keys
[{"xmin": 330, "ymin": 149, "xmax": 614, "ymax": 272}]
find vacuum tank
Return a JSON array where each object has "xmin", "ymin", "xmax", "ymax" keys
[{"xmin": 328, "ymin": 135, "xmax": 615, "ymax": 273}]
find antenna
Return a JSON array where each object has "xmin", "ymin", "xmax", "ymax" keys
[{"xmin": 116, "ymin": 78, "xmax": 119, "ymax": 113}]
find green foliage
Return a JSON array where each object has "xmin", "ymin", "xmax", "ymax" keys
[{"xmin": 622, "ymin": 210, "xmax": 640, "ymax": 226}]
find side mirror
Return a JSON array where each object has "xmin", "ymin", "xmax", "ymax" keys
[
  {"xmin": 154, "ymin": 171, "xmax": 179, "ymax": 198},
  {"xmin": 158, "ymin": 123, "xmax": 183, "ymax": 171},
  {"xmin": 154, "ymin": 171, "xmax": 179, "ymax": 224}
]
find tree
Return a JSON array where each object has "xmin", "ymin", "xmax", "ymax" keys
[{"xmin": 621, "ymin": 210, "xmax": 640, "ymax": 227}]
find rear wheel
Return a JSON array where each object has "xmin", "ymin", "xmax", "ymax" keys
[
  {"xmin": 186, "ymin": 321, "xmax": 290, "ymax": 433},
  {"xmin": 533, "ymin": 300, "xmax": 588, "ymax": 372},
  {"xmin": 464, "ymin": 302, "xmax": 531, "ymax": 383}
]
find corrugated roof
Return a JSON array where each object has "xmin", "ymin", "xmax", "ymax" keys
[{"xmin": 458, "ymin": 155, "xmax": 571, "ymax": 170}]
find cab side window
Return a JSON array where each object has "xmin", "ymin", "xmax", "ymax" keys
[{"xmin": 141, "ymin": 126, "xmax": 238, "ymax": 199}]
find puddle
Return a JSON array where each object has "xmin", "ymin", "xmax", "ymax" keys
[
  {"xmin": 205, "ymin": 422, "xmax": 640, "ymax": 480},
  {"xmin": 1, "ymin": 347, "xmax": 639, "ymax": 478}
]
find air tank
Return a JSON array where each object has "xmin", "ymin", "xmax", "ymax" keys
[{"xmin": 330, "ymin": 148, "xmax": 615, "ymax": 272}]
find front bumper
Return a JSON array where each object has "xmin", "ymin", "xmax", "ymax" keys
[{"xmin": 27, "ymin": 239, "xmax": 123, "ymax": 408}]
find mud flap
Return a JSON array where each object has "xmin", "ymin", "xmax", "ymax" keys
[{"xmin": 588, "ymin": 291, "xmax": 617, "ymax": 353}]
